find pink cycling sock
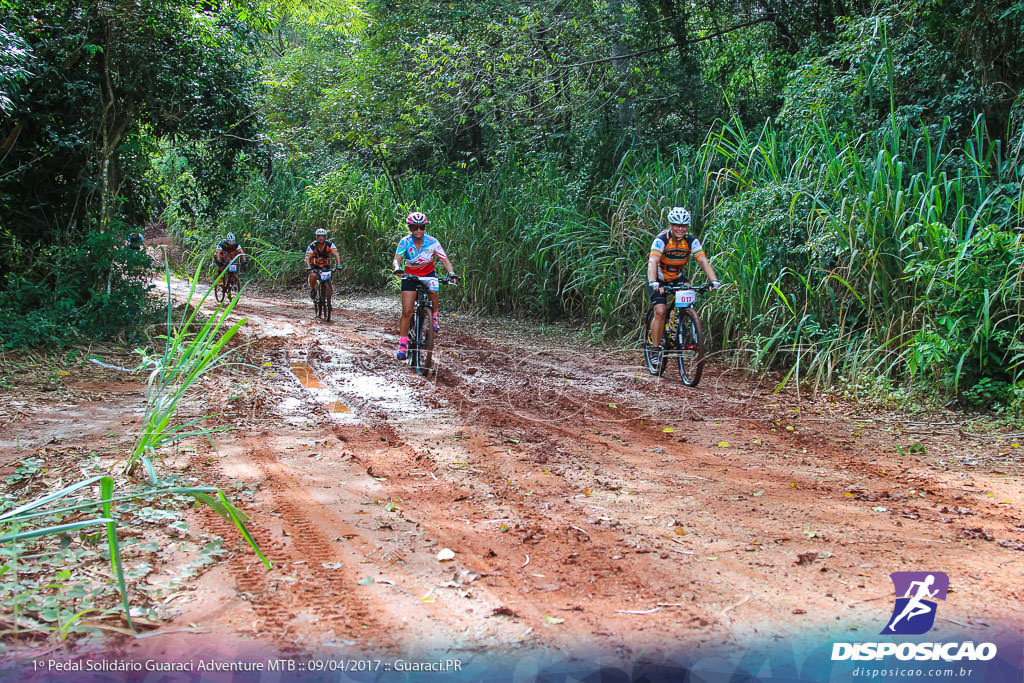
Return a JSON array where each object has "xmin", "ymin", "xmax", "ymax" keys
[{"xmin": 399, "ymin": 336, "xmax": 408, "ymax": 347}]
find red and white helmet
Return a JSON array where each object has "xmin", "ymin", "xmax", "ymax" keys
[{"xmin": 406, "ymin": 211, "xmax": 428, "ymax": 227}]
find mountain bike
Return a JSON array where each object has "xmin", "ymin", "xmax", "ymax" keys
[
  {"xmin": 401, "ymin": 274, "xmax": 456, "ymax": 376},
  {"xmin": 309, "ymin": 265, "xmax": 341, "ymax": 322},
  {"xmin": 641, "ymin": 282, "xmax": 714, "ymax": 386},
  {"xmin": 214, "ymin": 259, "xmax": 242, "ymax": 303}
]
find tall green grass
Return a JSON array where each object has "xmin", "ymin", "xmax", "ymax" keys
[
  {"xmin": 129, "ymin": 259, "xmax": 247, "ymax": 477},
  {"xmin": 699, "ymin": 115, "xmax": 1023, "ymax": 398},
  {"xmin": 166, "ymin": 113, "xmax": 1023, "ymax": 405}
]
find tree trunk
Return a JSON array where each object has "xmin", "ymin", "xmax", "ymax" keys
[{"xmin": 609, "ymin": 0, "xmax": 634, "ymax": 131}]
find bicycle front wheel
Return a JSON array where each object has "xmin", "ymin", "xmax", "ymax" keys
[
  {"xmin": 214, "ymin": 276, "xmax": 226, "ymax": 303},
  {"xmin": 315, "ymin": 284, "xmax": 326, "ymax": 320},
  {"xmin": 414, "ymin": 307, "xmax": 434, "ymax": 376},
  {"xmin": 323, "ymin": 281, "xmax": 333, "ymax": 322},
  {"xmin": 676, "ymin": 307, "xmax": 705, "ymax": 387},
  {"xmin": 641, "ymin": 308, "xmax": 667, "ymax": 376}
]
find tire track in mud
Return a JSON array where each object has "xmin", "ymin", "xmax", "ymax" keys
[
  {"xmin": 186, "ymin": 443, "xmax": 394, "ymax": 648},
  {"xmin": 246, "ymin": 447, "xmax": 390, "ymax": 640},
  {"xmin": 317, "ymin": 311, "xmax": 1024, "ymax": 643},
  {"xmin": 185, "ymin": 450, "xmax": 293, "ymax": 639},
  {"xmin": 163, "ymin": 279, "xmax": 1024, "ymax": 651}
]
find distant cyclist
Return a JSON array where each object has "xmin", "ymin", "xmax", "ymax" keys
[
  {"xmin": 126, "ymin": 232, "xmax": 145, "ymax": 250},
  {"xmin": 214, "ymin": 232, "xmax": 246, "ymax": 271},
  {"xmin": 391, "ymin": 211, "xmax": 458, "ymax": 360},
  {"xmin": 646, "ymin": 207, "xmax": 720, "ymax": 355},
  {"xmin": 305, "ymin": 228, "xmax": 340, "ymax": 300}
]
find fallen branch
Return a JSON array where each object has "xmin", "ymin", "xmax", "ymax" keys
[
  {"xmin": 135, "ymin": 626, "xmax": 211, "ymax": 639},
  {"xmin": 521, "ymin": 554, "xmax": 530, "ymax": 568},
  {"xmin": 846, "ymin": 595, "xmax": 891, "ymax": 608},
  {"xmin": 616, "ymin": 607, "xmax": 662, "ymax": 615}
]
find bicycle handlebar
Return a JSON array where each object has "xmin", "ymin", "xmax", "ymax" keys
[
  {"xmin": 398, "ymin": 273, "xmax": 459, "ymax": 285},
  {"xmin": 657, "ymin": 282, "xmax": 714, "ymax": 294}
]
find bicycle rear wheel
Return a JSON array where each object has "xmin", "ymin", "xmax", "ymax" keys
[
  {"xmin": 676, "ymin": 308, "xmax": 705, "ymax": 387},
  {"xmin": 641, "ymin": 308, "xmax": 667, "ymax": 376},
  {"xmin": 414, "ymin": 307, "xmax": 434, "ymax": 376}
]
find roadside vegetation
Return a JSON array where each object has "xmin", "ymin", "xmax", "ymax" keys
[{"xmin": 0, "ymin": 268, "xmax": 268, "ymax": 645}]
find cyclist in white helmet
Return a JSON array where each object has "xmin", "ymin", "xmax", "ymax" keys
[
  {"xmin": 646, "ymin": 207, "xmax": 721, "ymax": 358},
  {"xmin": 305, "ymin": 228, "xmax": 340, "ymax": 300},
  {"xmin": 214, "ymin": 232, "xmax": 246, "ymax": 271}
]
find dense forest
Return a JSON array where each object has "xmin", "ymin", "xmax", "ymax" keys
[{"xmin": 2, "ymin": 0, "xmax": 1023, "ymax": 409}]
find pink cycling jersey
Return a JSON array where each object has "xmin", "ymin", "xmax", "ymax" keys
[{"xmin": 395, "ymin": 233, "xmax": 448, "ymax": 277}]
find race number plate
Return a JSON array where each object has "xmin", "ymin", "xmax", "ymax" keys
[
  {"xmin": 319, "ymin": 270, "xmax": 332, "ymax": 280},
  {"xmin": 228, "ymin": 264, "xmax": 237, "ymax": 272},
  {"xmin": 422, "ymin": 277, "xmax": 439, "ymax": 292},
  {"xmin": 675, "ymin": 289, "xmax": 696, "ymax": 306}
]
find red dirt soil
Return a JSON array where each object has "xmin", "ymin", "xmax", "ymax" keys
[{"xmin": 2, "ymin": 275, "xmax": 1022, "ymax": 669}]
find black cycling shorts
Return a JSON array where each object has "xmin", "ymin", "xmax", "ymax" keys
[
  {"xmin": 401, "ymin": 271, "xmax": 437, "ymax": 292},
  {"xmin": 647, "ymin": 281, "xmax": 667, "ymax": 306}
]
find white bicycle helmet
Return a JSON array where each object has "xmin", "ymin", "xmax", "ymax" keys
[
  {"xmin": 667, "ymin": 207, "xmax": 691, "ymax": 225},
  {"xmin": 225, "ymin": 232, "xmax": 237, "ymax": 244},
  {"xmin": 315, "ymin": 228, "xmax": 327, "ymax": 236}
]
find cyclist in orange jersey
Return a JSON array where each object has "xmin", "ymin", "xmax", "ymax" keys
[{"xmin": 646, "ymin": 207, "xmax": 721, "ymax": 358}]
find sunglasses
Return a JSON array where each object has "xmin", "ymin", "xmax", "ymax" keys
[{"xmin": 409, "ymin": 226, "xmax": 425, "ymax": 232}]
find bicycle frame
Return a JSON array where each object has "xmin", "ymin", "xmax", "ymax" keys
[
  {"xmin": 310, "ymin": 265, "xmax": 340, "ymax": 321},
  {"xmin": 401, "ymin": 274, "xmax": 454, "ymax": 375},
  {"xmin": 643, "ymin": 282, "xmax": 712, "ymax": 385},
  {"xmin": 658, "ymin": 282, "xmax": 710, "ymax": 351}
]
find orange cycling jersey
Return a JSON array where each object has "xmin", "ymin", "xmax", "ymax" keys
[
  {"xmin": 650, "ymin": 231, "xmax": 705, "ymax": 283},
  {"xmin": 218, "ymin": 242, "xmax": 244, "ymax": 261},
  {"xmin": 306, "ymin": 240, "xmax": 334, "ymax": 268}
]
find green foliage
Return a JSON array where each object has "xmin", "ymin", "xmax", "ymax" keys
[
  {"xmin": 8, "ymin": 0, "xmax": 1022, "ymax": 409},
  {"xmin": 0, "ymin": 231, "xmax": 157, "ymax": 348},
  {"xmin": 1, "ymin": 0, "xmax": 262, "ymax": 348},
  {"xmin": 1, "ymin": 469, "xmax": 268, "ymax": 637},
  {"xmin": 701, "ymin": 112, "xmax": 1024, "ymax": 399},
  {"xmin": 129, "ymin": 263, "xmax": 248, "ymax": 476},
  {"xmin": 0, "ymin": 23, "xmax": 32, "ymax": 115},
  {"xmin": 1, "ymin": 265, "xmax": 269, "ymax": 640}
]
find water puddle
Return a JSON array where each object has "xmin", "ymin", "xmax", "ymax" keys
[{"xmin": 291, "ymin": 362, "xmax": 324, "ymax": 388}]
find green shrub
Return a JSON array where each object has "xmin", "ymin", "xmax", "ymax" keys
[{"xmin": 0, "ymin": 231, "xmax": 158, "ymax": 348}]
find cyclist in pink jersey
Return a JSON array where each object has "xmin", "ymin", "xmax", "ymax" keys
[{"xmin": 391, "ymin": 211, "xmax": 459, "ymax": 360}]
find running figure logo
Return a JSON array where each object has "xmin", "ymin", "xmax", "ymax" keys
[{"xmin": 881, "ymin": 572, "xmax": 949, "ymax": 635}]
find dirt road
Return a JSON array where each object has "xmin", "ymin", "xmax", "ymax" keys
[{"xmin": 6, "ymin": 275, "xmax": 1024, "ymax": 672}]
